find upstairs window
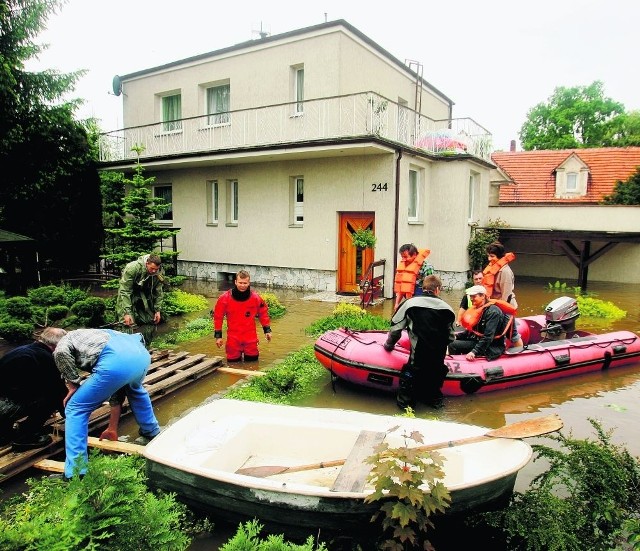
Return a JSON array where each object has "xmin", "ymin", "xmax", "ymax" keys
[
  {"xmin": 566, "ymin": 172, "xmax": 578, "ymax": 192},
  {"xmin": 408, "ymin": 166, "xmax": 425, "ymax": 222},
  {"xmin": 162, "ymin": 94, "xmax": 182, "ymax": 132},
  {"xmin": 207, "ymin": 84, "xmax": 230, "ymax": 125},
  {"xmin": 468, "ymin": 171, "xmax": 479, "ymax": 222},
  {"xmin": 292, "ymin": 65, "xmax": 304, "ymax": 114}
]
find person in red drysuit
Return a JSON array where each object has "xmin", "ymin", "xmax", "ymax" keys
[{"xmin": 213, "ymin": 270, "xmax": 272, "ymax": 362}]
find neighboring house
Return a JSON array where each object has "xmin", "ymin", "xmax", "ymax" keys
[
  {"xmin": 489, "ymin": 148, "xmax": 640, "ymax": 286},
  {"xmin": 98, "ymin": 19, "xmax": 497, "ymax": 295}
]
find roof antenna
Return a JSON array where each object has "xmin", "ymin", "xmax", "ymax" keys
[{"xmin": 252, "ymin": 21, "xmax": 270, "ymax": 39}]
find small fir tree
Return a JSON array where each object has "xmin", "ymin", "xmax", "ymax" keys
[{"xmin": 102, "ymin": 146, "xmax": 179, "ymax": 275}]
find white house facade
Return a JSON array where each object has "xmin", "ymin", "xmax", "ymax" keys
[{"xmin": 99, "ymin": 20, "xmax": 495, "ymax": 295}]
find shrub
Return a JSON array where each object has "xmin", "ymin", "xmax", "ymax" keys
[
  {"xmin": 162, "ymin": 290, "xmax": 209, "ymax": 317},
  {"xmin": 0, "ymin": 452, "xmax": 191, "ymax": 550},
  {"xmin": 70, "ymin": 297, "xmax": 108, "ymax": 327},
  {"xmin": 365, "ymin": 430, "xmax": 451, "ymax": 550},
  {"xmin": 46, "ymin": 304, "xmax": 70, "ymax": 322},
  {"xmin": 262, "ymin": 292, "xmax": 286, "ymax": 318},
  {"xmin": 27, "ymin": 285, "xmax": 67, "ymax": 306},
  {"xmin": 154, "ymin": 316, "xmax": 212, "ymax": 348},
  {"xmin": 5, "ymin": 296, "xmax": 33, "ymax": 321},
  {"xmin": 472, "ymin": 419, "xmax": 640, "ymax": 550},
  {"xmin": 226, "ymin": 346, "xmax": 325, "ymax": 404},
  {"xmin": 305, "ymin": 303, "xmax": 389, "ymax": 336},
  {"xmin": 220, "ymin": 519, "xmax": 327, "ymax": 550},
  {"xmin": 0, "ymin": 320, "xmax": 33, "ymax": 342}
]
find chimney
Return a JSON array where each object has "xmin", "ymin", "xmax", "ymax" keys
[{"xmin": 510, "ymin": 140, "xmax": 516, "ymax": 152}]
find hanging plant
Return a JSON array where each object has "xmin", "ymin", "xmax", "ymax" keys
[{"xmin": 351, "ymin": 228, "xmax": 377, "ymax": 249}]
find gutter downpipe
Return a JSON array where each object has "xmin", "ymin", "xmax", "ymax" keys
[{"xmin": 392, "ymin": 148, "xmax": 402, "ymax": 296}]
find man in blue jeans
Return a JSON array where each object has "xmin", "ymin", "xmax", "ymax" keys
[{"xmin": 53, "ymin": 329, "xmax": 160, "ymax": 479}]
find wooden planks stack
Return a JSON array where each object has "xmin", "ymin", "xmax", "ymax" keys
[{"xmin": 0, "ymin": 349, "xmax": 261, "ymax": 483}]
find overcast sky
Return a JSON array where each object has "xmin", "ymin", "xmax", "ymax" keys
[{"xmin": 28, "ymin": 0, "xmax": 639, "ymax": 151}]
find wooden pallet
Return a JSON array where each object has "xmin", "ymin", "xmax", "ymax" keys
[{"xmin": 0, "ymin": 350, "xmax": 261, "ymax": 483}]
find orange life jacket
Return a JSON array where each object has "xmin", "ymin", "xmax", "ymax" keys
[
  {"xmin": 460, "ymin": 299, "xmax": 516, "ymax": 338},
  {"xmin": 482, "ymin": 252, "xmax": 516, "ymax": 299},
  {"xmin": 394, "ymin": 248, "xmax": 430, "ymax": 297}
]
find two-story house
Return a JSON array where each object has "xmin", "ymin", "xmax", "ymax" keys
[
  {"xmin": 489, "ymin": 147, "xmax": 640, "ymax": 287},
  {"xmin": 99, "ymin": 19, "xmax": 495, "ymax": 295}
]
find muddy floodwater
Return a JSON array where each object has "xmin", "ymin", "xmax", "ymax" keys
[
  {"xmin": 4, "ymin": 276, "xmax": 640, "ymax": 548},
  {"xmin": 114, "ymin": 276, "xmax": 640, "ymax": 548}
]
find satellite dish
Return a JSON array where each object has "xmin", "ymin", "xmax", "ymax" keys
[{"xmin": 112, "ymin": 75, "xmax": 122, "ymax": 96}]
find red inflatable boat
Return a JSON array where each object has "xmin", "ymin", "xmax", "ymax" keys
[{"xmin": 313, "ymin": 297, "xmax": 640, "ymax": 396}]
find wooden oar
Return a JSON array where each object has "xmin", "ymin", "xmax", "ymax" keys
[{"xmin": 235, "ymin": 414, "xmax": 562, "ymax": 478}]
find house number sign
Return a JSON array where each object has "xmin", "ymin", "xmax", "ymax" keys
[{"xmin": 371, "ymin": 183, "xmax": 388, "ymax": 191}]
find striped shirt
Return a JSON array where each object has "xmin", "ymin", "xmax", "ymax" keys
[{"xmin": 53, "ymin": 329, "xmax": 110, "ymax": 384}]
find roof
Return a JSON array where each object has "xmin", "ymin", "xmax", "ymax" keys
[
  {"xmin": 491, "ymin": 147, "xmax": 640, "ymax": 203},
  {"xmin": 0, "ymin": 229, "xmax": 35, "ymax": 243},
  {"xmin": 118, "ymin": 19, "xmax": 453, "ymax": 106}
]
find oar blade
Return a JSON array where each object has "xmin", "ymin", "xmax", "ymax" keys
[
  {"xmin": 488, "ymin": 414, "xmax": 563, "ymax": 439},
  {"xmin": 236, "ymin": 465, "xmax": 289, "ymax": 478}
]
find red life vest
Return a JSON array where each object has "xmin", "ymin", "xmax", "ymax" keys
[
  {"xmin": 482, "ymin": 252, "xmax": 516, "ymax": 299},
  {"xmin": 460, "ymin": 299, "xmax": 516, "ymax": 339},
  {"xmin": 394, "ymin": 248, "xmax": 430, "ymax": 297}
]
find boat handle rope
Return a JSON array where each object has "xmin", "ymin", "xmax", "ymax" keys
[{"xmin": 327, "ymin": 329, "xmax": 357, "ymax": 393}]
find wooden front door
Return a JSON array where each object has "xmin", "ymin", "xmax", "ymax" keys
[{"xmin": 338, "ymin": 212, "xmax": 375, "ymax": 293}]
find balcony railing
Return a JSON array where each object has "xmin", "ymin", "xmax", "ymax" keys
[{"xmin": 98, "ymin": 92, "xmax": 492, "ymax": 163}]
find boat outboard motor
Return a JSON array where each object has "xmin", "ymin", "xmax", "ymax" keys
[{"xmin": 543, "ymin": 296, "xmax": 580, "ymax": 339}]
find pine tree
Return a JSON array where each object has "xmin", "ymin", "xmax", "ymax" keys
[{"xmin": 102, "ymin": 147, "xmax": 179, "ymax": 275}]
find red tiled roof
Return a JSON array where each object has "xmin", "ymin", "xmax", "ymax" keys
[{"xmin": 491, "ymin": 147, "xmax": 640, "ymax": 203}]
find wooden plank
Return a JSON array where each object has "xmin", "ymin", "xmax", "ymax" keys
[
  {"xmin": 330, "ymin": 430, "xmax": 385, "ymax": 493},
  {"xmin": 217, "ymin": 366, "xmax": 266, "ymax": 377},
  {"xmin": 143, "ymin": 354, "xmax": 207, "ymax": 385},
  {"xmin": 145, "ymin": 359, "xmax": 220, "ymax": 396},
  {"xmin": 87, "ymin": 436, "xmax": 145, "ymax": 454},
  {"xmin": 32, "ymin": 459, "xmax": 64, "ymax": 473},
  {"xmin": 0, "ymin": 435, "xmax": 64, "ymax": 480}
]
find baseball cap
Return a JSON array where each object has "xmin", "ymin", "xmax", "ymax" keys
[{"xmin": 466, "ymin": 285, "xmax": 487, "ymax": 296}]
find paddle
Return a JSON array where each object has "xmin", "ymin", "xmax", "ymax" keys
[{"xmin": 235, "ymin": 414, "xmax": 563, "ymax": 478}]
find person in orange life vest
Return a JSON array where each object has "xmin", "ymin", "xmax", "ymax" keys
[
  {"xmin": 483, "ymin": 242, "xmax": 523, "ymax": 347},
  {"xmin": 448, "ymin": 285, "xmax": 516, "ymax": 361},
  {"xmin": 393, "ymin": 244, "xmax": 431, "ymax": 310},
  {"xmin": 384, "ymin": 275, "xmax": 455, "ymax": 410},
  {"xmin": 483, "ymin": 241, "xmax": 517, "ymax": 307},
  {"xmin": 456, "ymin": 270, "xmax": 484, "ymax": 326},
  {"xmin": 213, "ymin": 270, "xmax": 272, "ymax": 362}
]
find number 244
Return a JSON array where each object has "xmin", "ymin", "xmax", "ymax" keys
[{"xmin": 371, "ymin": 183, "xmax": 388, "ymax": 192}]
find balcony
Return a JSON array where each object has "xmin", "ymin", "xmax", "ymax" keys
[{"xmin": 98, "ymin": 92, "xmax": 492, "ymax": 164}]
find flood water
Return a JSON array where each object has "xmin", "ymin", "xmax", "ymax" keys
[
  {"xmin": 116, "ymin": 276, "xmax": 640, "ymax": 548},
  {"xmin": 4, "ymin": 276, "xmax": 640, "ymax": 548}
]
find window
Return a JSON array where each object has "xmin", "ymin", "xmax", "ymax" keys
[
  {"xmin": 292, "ymin": 65, "xmax": 304, "ymax": 114},
  {"xmin": 290, "ymin": 177, "xmax": 304, "ymax": 225},
  {"xmin": 408, "ymin": 168, "xmax": 420, "ymax": 221},
  {"xmin": 154, "ymin": 185, "xmax": 173, "ymax": 221},
  {"xmin": 226, "ymin": 180, "xmax": 238, "ymax": 224},
  {"xmin": 206, "ymin": 180, "xmax": 219, "ymax": 224},
  {"xmin": 162, "ymin": 94, "xmax": 182, "ymax": 132},
  {"xmin": 566, "ymin": 172, "xmax": 578, "ymax": 192},
  {"xmin": 468, "ymin": 171, "xmax": 479, "ymax": 222},
  {"xmin": 206, "ymin": 84, "xmax": 230, "ymax": 125}
]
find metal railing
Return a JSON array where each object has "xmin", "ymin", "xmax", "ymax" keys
[{"xmin": 98, "ymin": 92, "xmax": 492, "ymax": 163}]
